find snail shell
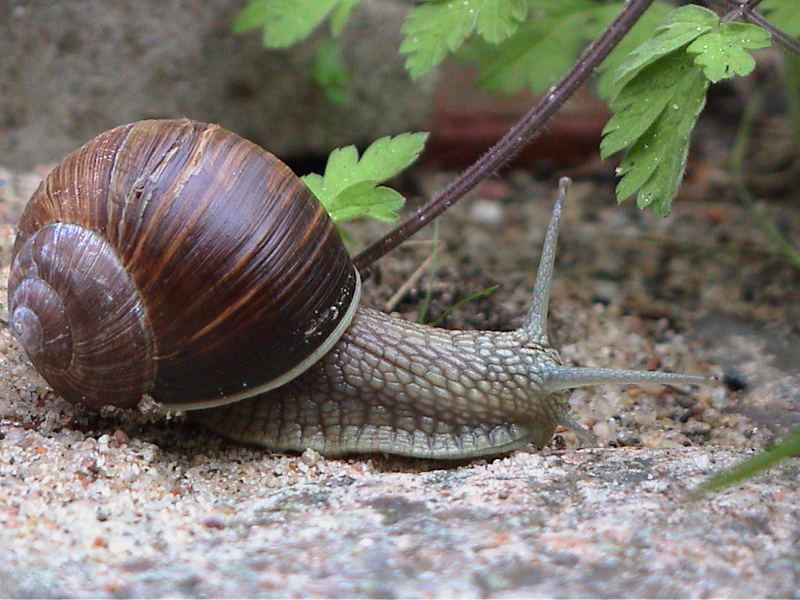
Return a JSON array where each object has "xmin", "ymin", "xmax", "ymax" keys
[{"xmin": 9, "ymin": 119, "xmax": 359, "ymax": 409}]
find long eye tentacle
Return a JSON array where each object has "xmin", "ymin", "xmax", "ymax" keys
[
  {"xmin": 540, "ymin": 365, "xmax": 714, "ymax": 394},
  {"xmin": 522, "ymin": 176, "xmax": 570, "ymax": 341}
]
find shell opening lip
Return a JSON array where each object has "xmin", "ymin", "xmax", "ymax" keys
[{"xmin": 159, "ymin": 268, "xmax": 362, "ymax": 412}]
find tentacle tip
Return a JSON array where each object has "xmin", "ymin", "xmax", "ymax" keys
[{"xmin": 677, "ymin": 373, "xmax": 721, "ymax": 389}]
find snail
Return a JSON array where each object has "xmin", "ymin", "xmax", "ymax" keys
[{"xmin": 8, "ymin": 118, "xmax": 713, "ymax": 459}]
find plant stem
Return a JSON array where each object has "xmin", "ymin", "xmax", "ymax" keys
[
  {"xmin": 353, "ymin": 0, "xmax": 656, "ymax": 272},
  {"xmin": 783, "ymin": 54, "xmax": 800, "ymax": 143}
]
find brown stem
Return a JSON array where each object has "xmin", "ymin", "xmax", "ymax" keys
[
  {"xmin": 353, "ymin": 0, "xmax": 656, "ymax": 272},
  {"xmin": 735, "ymin": 9, "xmax": 800, "ymax": 57}
]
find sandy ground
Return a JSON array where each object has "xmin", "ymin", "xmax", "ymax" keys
[{"xmin": 0, "ymin": 165, "xmax": 798, "ymax": 597}]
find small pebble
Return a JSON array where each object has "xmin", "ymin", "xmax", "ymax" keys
[
  {"xmin": 723, "ymin": 369, "xmax": 748, "ymax": 391},
  {"xmin": 616, "ymin": 431, "xmax": 641, "ymax": 446},
  {"xmin": 685, "ymin": 421, "xmax": 712, "ymax": 436},
  {"xmin": 469, "ymin": 199, "xmax": 504, "ymax": 226},
  {"xmin": 300, "ymin": 448, "xmax": 321, "ymax": 466}
]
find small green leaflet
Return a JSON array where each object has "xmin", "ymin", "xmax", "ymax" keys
[
  {"xmin": 400, "ymin": 0, "xmax": 528, "ymax": 80},
  {"xmin": 602, "ymin": 5, "xmax": 770, "ymax": 215},
  {"xmin": 610, "ymin": 5, "xmax": 718, "ymax": 91},
  {"xmin": 234, "ymin": 0, "xmax": 364, "ymax": 47},
  {"xmin": 301, "ymin": 132, "xmax": 428, "ymax": 223},
  {"xmin": 476, "ymin": 0, "xmax": 528, "ymax": 44},
  {"xmin": 687, "ymin": 23, "xmax": 771, "ymax": 83},
  {"xmin": 760, "ymin": 0, "xmax": 800, "ymax": 37}
]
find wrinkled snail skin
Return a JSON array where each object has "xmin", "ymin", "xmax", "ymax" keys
[
  {"xmin": 8, "ymin": 119, "xmax": 713, "ymax": 460},
  {"xmin": 194, "ymin": 308, "xmax": 571, "ymax": 459}
]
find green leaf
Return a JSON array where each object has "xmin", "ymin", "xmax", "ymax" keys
[
  {"xmin": 329, "ymin": 0, "xmax": 363, "ymax": 36},
  {"xmin": 464, "ymin": 0, "xmax": 616, "ymax": 95},
  {"xmin": 301, "ymin": 132, "xmax": 428, "ymax": 223},
  {"xmin": 603, "ymin": 53, "xmax": 709, "ymax": 215},
  {"xmin": 602, "ymin": 55, "xmax": 692, "ymax": 156},
  {"xmin": 690, "ymin": 427, "xmax": 800, "ymax": 498},
  {"xmin": 325, "ymin": 182, "xmax": 406, "ymax": 222},
  {"xmin": 233, "ymin": 0, "xmax": 338, "ymax": 47},
  {"xmin": 312, "ymin": 37, "xmax": 349, "ymax": 104},
  {"xmin": 475, "ymin": 0, "xmax": 528, "ymax": 44},
  {"xmin": 232, "ymin": 0, "xmax": 271, "ymax": 33},
  {"xmin": 351, "ymin": 132, "xmax": 429, "ymax": 183},
  {"xmin": 301, "ymin": 172, "xmax": 326, "ymax": 201},
  {"xmin": 321, "ymin": 145, "xmax": 359, "ymax": 197},
  {"xmin": 400, "ymin": 0, "xmax": 479, "ymax": 79},
  {"xmin": 686, "ymin": 23, "xmax": 771, "ymax": 83},
  {"xmin": 467, "ymin": 17, "xmax": 586, "ymax": 94},
  {"xmin": 399, "ymin": 0, "xmax": 532, "ymax": 80},
  {"xmin": 760, "ymin": 0, "xmax": 800, "ymax": 37},
  {"xmin": 612, "ymin": 5, "xmax": 718, "ymax": 89}
]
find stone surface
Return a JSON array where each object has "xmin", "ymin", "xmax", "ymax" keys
[
  {"xmin": 0, "ymin": 437, "xmax": 798, "ymax": 598},
  {"xmin": 0, "ymin": 0, "xmax": 433, "ymax": 170}
]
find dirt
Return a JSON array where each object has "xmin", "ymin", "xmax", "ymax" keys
[{"xmin": 0, "ymin": 157, "xmax": 799, "ymax": 596}]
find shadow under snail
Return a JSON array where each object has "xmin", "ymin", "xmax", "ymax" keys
[{"xmin": 7, "ymin": 119, "xmax": 713, "ymax": 459}]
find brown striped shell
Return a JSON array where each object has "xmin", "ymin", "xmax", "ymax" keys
[{"xmin": 8, "ymin": 119, "xmax": 360, "ymax": 409}]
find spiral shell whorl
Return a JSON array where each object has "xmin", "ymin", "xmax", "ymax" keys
[
  {"xmin": 9, "ymin": 223, "xmax": 155, "ymax": 407},
  {"xmin": 9, "ymin": 118, "xmax": 359, "ymax": 408}
]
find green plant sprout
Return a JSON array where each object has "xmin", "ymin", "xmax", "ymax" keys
[
  {"xmin": 429, "ymin": 285, "xmax": 500, "ymax": 327},
  {"xmin": 300, "ymin": 131, "xmax": 428, "ymax": 224},
  {"xmin": 312, "ymin": 36, "xmax": 349, "ymax": 104},
  {"xmin": 690, "ymin": 428, "xmax": 800, "ymax": 497},
  {"xmin": 730, "ymin": 86, "xmax": 800, "ymax": 269}
]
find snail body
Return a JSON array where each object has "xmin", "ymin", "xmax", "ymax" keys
[{"xmin": 9, "ymin": 119, "xmax": 711, "ymax": 459}]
